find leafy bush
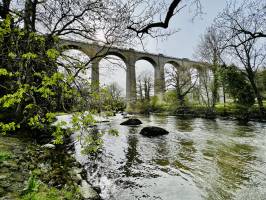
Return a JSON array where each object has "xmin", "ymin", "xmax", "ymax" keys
[{"xmin": 220, "ymin": 65, "xmax": 255, "ymax": 107}]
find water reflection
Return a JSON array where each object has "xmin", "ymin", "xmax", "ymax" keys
[
  {"xmin": 232, "ymin": 123, "xmax": 255, "ymax": 137},
  {"xmin": 204, "ymin": 142, "xmax": 256, "ymax": 200},
  {"xmin": 178, "ymin": 139, "xmax": 196, "ymax": 162},
  {"xmin": 123, "ymin": 128, "xmax": 141, "ymax": 177},
  {"xmin": 202, "ymin": 119, "xmax": 219, "ymax": 131},
  {"xmin": 154, "ymin": 137, "xmax": 170, "ymax": 167},
  {"xmin": 175, "ymin": 118, "xmax": 194, "ymax": 132},
  {"xmin": 149, "ymin": 115, "xmax": 168, "ymax": 125}
]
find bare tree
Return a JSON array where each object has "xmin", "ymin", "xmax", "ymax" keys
[
  {"xmin": 197, "ymin": 68, "xmax": 213, "ymax": 109},
  {"xmin": 107, "ymin": 82, "xmax": 122, "ymax": 101},
  {"xmin": 137, "ymin": 72, "xmax": 153, "ymax": 101},
  {"xmin": 195, "ymin": 26, "xmax": 224, "ymax": 108},
  {"xmin": 166, "ymin": 65, "xmax": 198, "ymax": 107},
  {"xmin": 137, "ymin": 79, "xmax": 144, "ymax": 101},
  {"xmin": 215, "ymin": 0, "xmax": 266, "ymax": 46},
  {"xmin": 215, "ymin": 0, "xmax": 266, "ymax": 114}
]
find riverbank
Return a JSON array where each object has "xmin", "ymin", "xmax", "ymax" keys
[
  {"xmin": 171, "ymin": 107, "xmax": 265, "ymax": 122},
  {"xmin": 0, "ymin": 132, "xmax": 100, "ymax": 200},
  {"xmin": 131, "ymin": 101, "xmax": 266, "ymax": 122}
]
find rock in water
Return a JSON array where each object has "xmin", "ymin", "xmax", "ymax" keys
[
  {"xmin": 41, "ymin": 144, "xmax": 56, "ymax": 149},
  {"xmin": 80, "ymin": 180, "xmax": 100, "ymax": 200},
  {"xmin": 120, "ymin": 118, "xmax": 142, "ymax": 126},
  {"xmin": 140, "ymin": 126, "xmax": 169, "ymax": 137}
]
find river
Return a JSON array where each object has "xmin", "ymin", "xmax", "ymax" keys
[{"xmin": 73, "ymin": 114, "xmax": 266, "ymax": 200}]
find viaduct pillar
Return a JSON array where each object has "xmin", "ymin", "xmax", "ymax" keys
[
  {"xmin": 91, "ymin": 59, "xmax": 100, "ymax": 91},
  {"xmin": 154, "ymin": 58, "xmax": 165, "ymax": 101},
  {"xmin": 126, "ymin": 58, "xmax": 137, "ymax": 110}
]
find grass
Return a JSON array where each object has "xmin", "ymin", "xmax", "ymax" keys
[
  {"xmin": 21, "ymin": 184, "xmax": 77, "ymax": 200},
  {"xmin": 0, "ymin": 150, "xmax": 12, "ymax": 162},
  {"xmin": 21, "ymin": 176, "xmax": 80, "ymax": 200}
]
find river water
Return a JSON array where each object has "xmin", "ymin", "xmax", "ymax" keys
[{"xmin": 74, "ymin": 114, "xmax": 266, "ymax": 200}]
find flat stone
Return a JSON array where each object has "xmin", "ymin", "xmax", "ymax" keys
[{"xmin": 79, "ymin": 180, "xmax": 100, "ymax": 200}]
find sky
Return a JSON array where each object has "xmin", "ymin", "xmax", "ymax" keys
[{"xmin": 87, "ymin": 0, "xmax": 227, "ymax": 96}]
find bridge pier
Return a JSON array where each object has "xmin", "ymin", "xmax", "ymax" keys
[
  {"xmin": 126, "ymin": 59, "xmax": 137, "ymax": 110},
  {"xmin": 91, "ymin": 59, "xmax": 100, "ymax": 91},
  {"xmin": 154, "ymin": 64, "xmax": 165, "ymax": 101}
]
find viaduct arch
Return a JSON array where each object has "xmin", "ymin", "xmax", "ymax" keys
[{"xmin": 59, "ymin": 39, "xmax": 207, "ymax": 106}]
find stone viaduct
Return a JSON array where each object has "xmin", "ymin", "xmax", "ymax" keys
[{"xmin": 59, "ymin": 39, "xmax": 207, "ymax": 105}]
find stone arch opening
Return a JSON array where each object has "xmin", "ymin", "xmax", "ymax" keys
[
  {"xmin": 136, "ymin": 56, "xmax": 157, "ymax": 68},
  {"xmin": 165, "ymin": 60, "xmax": 180, "ymax": 68},
  {"xmin": 103, "ymin": 51, "xmax": 127, "ymax": 64},
  {"xmin": 164, "ymin": 61, "xmax": 199, "ymax": 105},
  {"xmin": 60, "ymin": 44, "xmax": 91, "ymax": 56},
  {"xmin": 164, "ymin": 61, "xmax": 181, "ymax": 91},
  {"xmin": 135, "ymin": 59, "xmax": 155, "ymax": 100},
  {"xmin": 98, "ymin": 55, "xmax": 127, "ymax": 97}
]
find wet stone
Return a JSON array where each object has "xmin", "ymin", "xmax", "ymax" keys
[
  {"xmin": 80, "ymin": 180, "xmax": 101, "ymax": 200},
  {"xmin": 139, "ymin": 126, "xmax": 169, "ymax": 137},
  {"xmin": 120, "ymin": 118, "xmax": 142, "ymax": 126},
  {"xmin": 41, "ymin": 144, "xmax": 56, "ymax": 149}
]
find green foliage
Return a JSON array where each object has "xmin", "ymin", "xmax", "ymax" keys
[
  {"xmin": 81, "ymin": 131, "xmax": 104, "ymax": 154},
  {"xmin": 22, "ymin": 52, "xmax": 38, "ymax": 60},
  {"xmin": 108, "ymin": 129, "xmax": 119, "ymax": 136},
  {"xmin": 21, "ymin": 182, "xmax": 78, "ymax": 200},
  {"xmin": 134, "ymin": 96, "xmax": 168, "ymax": 114},
  {"xmin": 220, "ymin": 65, "xmax": 255, "ymax": 107},
  {"xmin": 0, "ymin": 68, "xmax": 12, "ymax": 76},
  {"xmin": 0, "ymin": 150, "xmax": 12, "ymax": 162},
  {"xmin": 0, "ymin": 122, "xmax": 20, "ymax": 135},
  {"xmin": 46, "ymin": 49, "xmax": 60, "ymax": 60},
  {"xmin": 0, "ymin": 16, "xmax": 87, "ymax": 142},
  {"xmin": 257, "ymin": 69, "xmax": 266, "ymax": 98},
  {"xmin": 0, "ymin": 85, "xmax": 28, "ymax": 108},
  {"xmin": 23, "ymin": 174, "xmax": 40, "ymax": 195}
]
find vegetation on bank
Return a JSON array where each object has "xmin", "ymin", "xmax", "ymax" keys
[
  {"xmin": 21, "ymin": 182, "xmax": 77, "ymax": 200},
  {"xmin": 0, "ymin": 150, "xmax": 12, "ymax": 162},
  {"xmin": 132, "ymin": 93, "xmax": 266, "ymax": 121},
  {"xmin": 133, "ymin": 56, "xmax": 266, "ymax": 121},
  {"xmin": 0, "ymin": 134, "xmax": 84, "ymax": 199}
]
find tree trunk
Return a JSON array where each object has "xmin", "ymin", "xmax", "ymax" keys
[
  {"xmin": 211, "ymin": 59, "xmax": 219, "ymax": 109},
  {"xmin": 177, "ymin": 91, "xmax": 185, "ymax": 108},
  {"xmin": 24, "ymin": 0, "xmax": 37, "ymax": 32},
  {"xmin": 0, "ymin": 0, "xmax": 11, "ymax": 19},
  {"xmin": 222, "ymin": 83, "xmax": 226, "ymax": 110},
  {"xmin": 247, "ymin": 70, "xmax": 264, "ymax": 115}
]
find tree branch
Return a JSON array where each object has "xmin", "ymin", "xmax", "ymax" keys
[{"xmin": 127, "ymin": 0, "xmax": 183, "ymax": 35}]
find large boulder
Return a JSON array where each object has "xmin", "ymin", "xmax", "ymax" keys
[
  {"xmin": 120, "ymin": 118, "xmax": 142, "ymax": 126},
  {"xmin": 140, "ymin": 126, "xmax": 169, "ymax": 137}
]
